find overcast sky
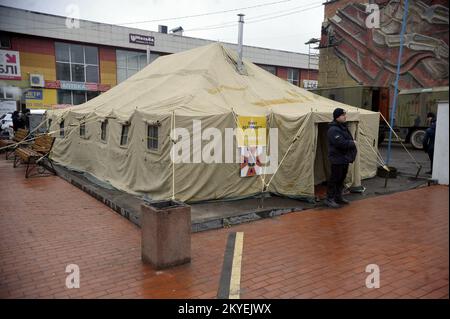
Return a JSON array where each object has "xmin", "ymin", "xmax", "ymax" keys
[{"xmin": 1, "ymin": 0, "xmax": 324, "ymax": 53}]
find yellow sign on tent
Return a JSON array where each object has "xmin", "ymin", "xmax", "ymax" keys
[{"xmin": 236, "ymin": 116, "xmax": 267, "ymax": 146}]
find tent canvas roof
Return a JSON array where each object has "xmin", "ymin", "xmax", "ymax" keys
[{"xmin": 56, "ymin": 43, "xmax": 375, "ymax": 119}]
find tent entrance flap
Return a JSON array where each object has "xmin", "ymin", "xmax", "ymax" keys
[{"xmin": 314, "ymin": 123, "xmax": 331, "ymax": 186}]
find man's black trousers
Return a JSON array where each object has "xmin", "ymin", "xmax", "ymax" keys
[
  {"xmin": 427, "ymin": 148, "xmax": 434, "ymax": 171},
  {"xmin": 327, "ymin": 163, "xmax": 349, "ymax": 201}
]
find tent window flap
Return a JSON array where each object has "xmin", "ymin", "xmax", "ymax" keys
[
  {"xmin": 59, "ymin": 120, "xmax": 64, "ymax": 137},
  {"xmin": 100, "ymin": 120, "xmax": 108, "ymax": 141},
  {"xmin": 120, "ymin": 125, "xmax": 129, "ymax": 146},
  {"xmin": 147, "ymin": 124, "xmax": 159, "ymax": 150},
  {"xmin": 80, "ymin": 122, "xmax": 86, "ymax": 137}
]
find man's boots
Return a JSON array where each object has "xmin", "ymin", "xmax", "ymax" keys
[
  {"xmin": 324, "ymin": 198, "xmax": 341, "ymax": 208},
  {"xmin": 336, "ymin": 197, "xmax": 350, "ymax": 205},
  {"xmin": 335, "ymin": 187, "xmax": 350, "ymax": 205}
]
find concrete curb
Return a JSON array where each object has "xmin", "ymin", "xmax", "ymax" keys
[{"xmin": 53, "ymin": 164, "xmax": 305, "ymax": 233}]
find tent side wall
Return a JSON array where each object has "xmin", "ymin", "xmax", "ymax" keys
[
  {"xmin": 49, "ymin": 111, "xmax": 267, "ymax": 202},
  {"xmin": 49, "ymin": 110, "xmax": 174, "ymax": 199},
  {"xmin": 48, "ymin": 108, "xmax": 379, "ymax": 202}
]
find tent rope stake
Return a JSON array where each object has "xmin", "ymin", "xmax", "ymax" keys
[
  {"xmin": 358, "ymin": 119, "xmax": 389, "ymax": 170},
  {"xmin": 379, "ymin": 112, "xmax": 422, "ymax": 177}
]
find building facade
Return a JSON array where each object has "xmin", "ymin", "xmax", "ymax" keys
[
  {"xmin": 0, "ymin": 5, "xmax": 318, "ymax": 111},
  {"xmin": 318, "ymin": 0, "xmax": 449, "ymax": 90}
]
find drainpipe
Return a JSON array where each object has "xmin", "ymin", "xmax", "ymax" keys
[{"xmin": 237, "ymin": 13, "xmax": 245, "ymax": 74}]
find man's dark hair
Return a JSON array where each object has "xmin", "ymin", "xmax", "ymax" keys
[{"xmin": 333, "ymin": 108, "xmax": 346, "ymax": 120}]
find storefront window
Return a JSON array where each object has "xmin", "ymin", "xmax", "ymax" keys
[
  {"xmin": 127, "ymin": 69, "xmax": 138, "ymax": 77},
  {"xmin": 259, "ymin": 65, "xmax": 276, "ymax": 75},
  {"xmin": 117, "ymin": 68, "xmax": 127, "ymax": 83},
  {"xmin": 0, "ymin": 33, "xmax": 11, "ymax": 49},
  {"xmin": 87, "ymin": 91, "xmax": 99, "ymax": 101},
  {"xmin": 72, "ymin": 91, "xmax": 86, "ymax": 105},
  {"xmin": 56, "ymin": 63, "xmax": 71, "ymax": 81},
  {"xmin": 5, "ymin": 89, "xmax": 13, "ymax": 99},
  {"xmin": 71, "ymin": 64, "xmax": 85, "ymax": 82},
  {"xmin": 70, "ymin": 44, "xmax": 84, "ymax": 63},
  {"xmin": 85, "ymin": 46, "xmax": 98, "ymax": 65},
  {"xmin": 57, "ymin": 90, "xmax": 99, "ymax": 105},
  {"xmin": 86, "ymin": 65, "xmax": 99, "ymax": 83},
  {"xmin": 0, "ymin": 86, "xmax": 17, "ymax": 99},
  {"xmin": 287, "ymin": 68, "xmax": 299, "ymax": 86},
  {"xmin": 57, "ymin": 90, "xmax": 72, "ymax": 104},
  {"xmin": 55, "ymin": 42, "xmax": 70, "ymax": 62},
  {"xmin": 127, "ymin": 54, "xmax": 139, "ymax": 69},
  {"xmin": 139, "ymin": 55, "xmax": 148, "ymax": 69},
  {"xmin": 116, "ymin": 49, "xmax": 159, "ymax": 83},
  {"xmin": 117, "ymin": 53, "xmax": 126, "ymax": 68},
  {"xmin": 55, "ymin": 42, "xmax": 99, "ymax": 83}
]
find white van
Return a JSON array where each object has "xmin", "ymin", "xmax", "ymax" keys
[{"xmin": 0, "ymin": 112, "xmax": 14, "ymax": 138}]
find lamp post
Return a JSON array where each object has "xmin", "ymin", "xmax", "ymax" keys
[
  {"xmin": 386, "ymin": 0, "xmax": 409, "ymax": 165},
  {"xmin": 304, "ymin": 38, "xmax": 320, "ymax": 89}
]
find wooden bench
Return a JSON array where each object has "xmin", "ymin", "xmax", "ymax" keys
[
  {"xmin": 14, "ymin": 133, "xmax": 56, "ymax": 178},
  {"xmin": 0, "ymin": 129, "xmax": 30, "ymax": 160}
]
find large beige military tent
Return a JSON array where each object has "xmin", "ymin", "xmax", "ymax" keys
[{"xmin": 46, "ymin": 43, "xmax": 380, "ymax": 202}]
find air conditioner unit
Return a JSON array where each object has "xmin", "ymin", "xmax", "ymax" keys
[{"xmin": 30, "ymin": 74, "xmax": 44, "ymax": 87}]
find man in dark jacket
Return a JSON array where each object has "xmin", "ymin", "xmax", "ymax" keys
[
  {"xmin": 12, "ymin": 111, "xmax": 20, "ymax": 132},
  {"xmin": 325, "ymin": 108, "xmax": 357, "ymax": 208},
  {"xmin": 422, "ymin": 113, "xmax": 436, "ymax": 174},
  {"xmin": 23, "ymin": 108, "xmax": 31, "ymax": 130}
]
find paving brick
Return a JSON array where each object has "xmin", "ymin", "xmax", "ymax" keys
[{"xmin": 0, "ymin": 158, "xmax": 448, "ymax": 299}]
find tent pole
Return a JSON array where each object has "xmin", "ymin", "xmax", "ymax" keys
[{"xmin": 237, "ymin": 14, "xmax": 245, "ymax": 74}]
